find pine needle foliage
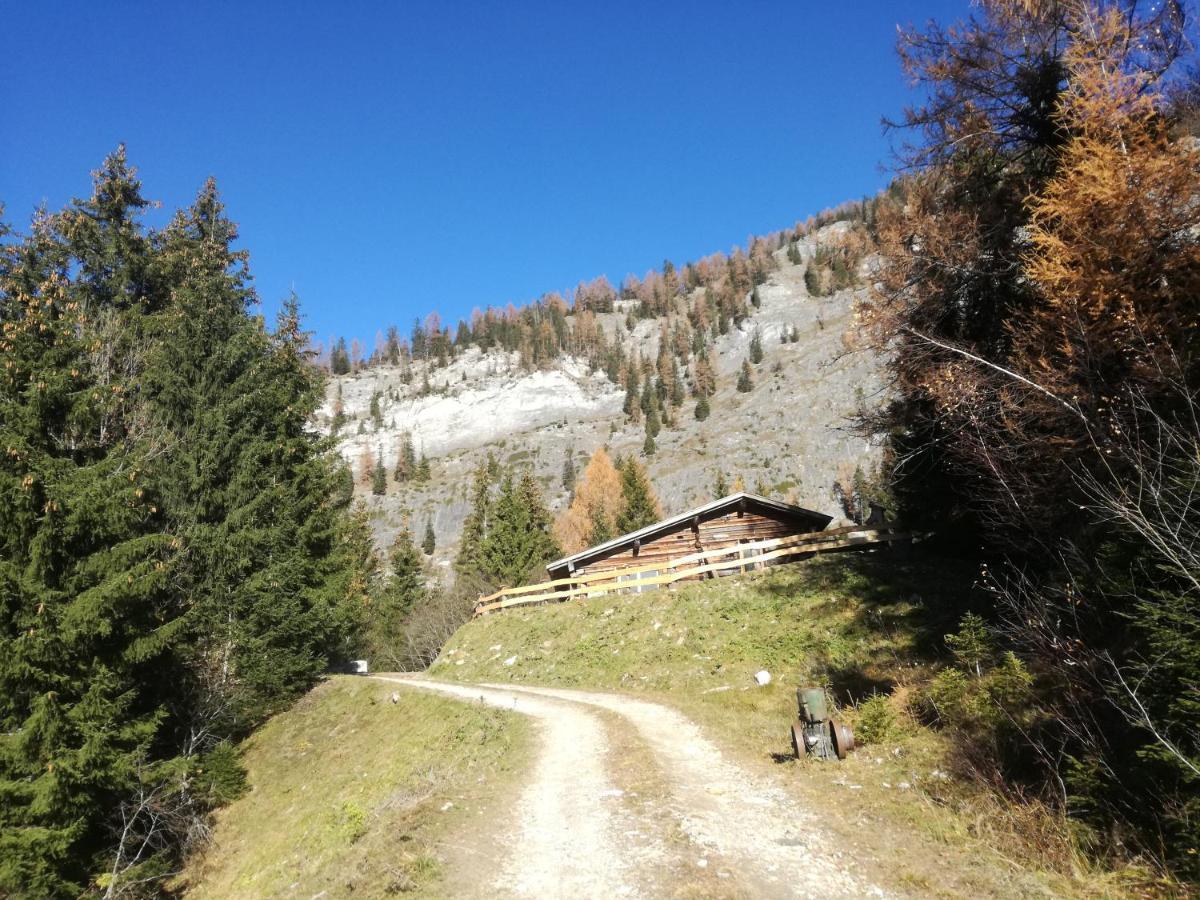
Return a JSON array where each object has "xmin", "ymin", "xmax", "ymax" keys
[
  {"xmin": 615, "ymin": 457, "xmax": 663, "ymax": 534},
  {"xmin": 0, "ymin": 150, "xmax": 370, "ymax": 895}
]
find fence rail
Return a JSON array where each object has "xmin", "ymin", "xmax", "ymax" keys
[{"xmin": 473, "ymin": 525, "xmax": 906, "ymax": 616}]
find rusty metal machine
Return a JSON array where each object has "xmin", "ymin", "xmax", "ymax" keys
[{"xmin": 791, "ymin": 687, "xmax": 854, "ymax": 760}]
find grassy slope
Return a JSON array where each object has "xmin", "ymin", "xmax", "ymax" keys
[
  {"xmin": 430, "ymin": 552, "xmax": 1145, "ymax": 899},
  {"xmin": 183, "ymin": 677, "xmax": 529, "ymax": 899}
]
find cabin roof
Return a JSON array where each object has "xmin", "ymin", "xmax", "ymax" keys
[{"xmin": 546, "ymin": 491, "xmax": 833, "ymax": 574}]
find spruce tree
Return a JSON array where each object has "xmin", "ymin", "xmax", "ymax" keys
[
  {"xmin": 645, "ymin": 400, "xmax": 661, "ymax": 439},
  {"xmin": 0, "ymin": 157, "xmax": 178, "ymax": 894},
  {"xmin": 643, "ymin": 433, "xmax": 657, "ymax": 456},
  {"xmin": 367, "ymin": 526, "xmax": 424, "ymax": 668},
  {"xmin": 331, "ymin": 337, "xmax": 351, "ymax": 374},
  {"xmin": 561, "ymin": 449, "xmax": 576, "ymax": 494},
  {"xmin": 714, "ymin": 471, "xmax": 729, "ymax": 496},
  {"xmin": 736, "ymin": 359, "xmax": 754, "ymax": 393},
  {"xmin": 616, "ymin": 458, "xmax": 661, "ymax": 533},
  {"xmin": 385, "ymin": 325, "xmax": 401, "ymax": 365},
  {"xmin": 372, "ymin": 448, "xmax": 387, "ymax": 495},
  {"xmin": 422, "ymin": 519, "xmax": 436, "ymax": 555},
  {"xmin": 623, "ymin": 364, "xmax": 640, "ymax": 421},
  {"xmin": 387, "ymin": 527, "xmax": 424, "ymax": 615},
  {"xmin": 749, "ymin": 330, "xmax": 764, "ymax": 364},
  {"xmin": 146, "ymin": 182, "xmax": 363, "ymax": 725},
  {"xmin": 454, "ymin": 464, "xmax": 492, "ymax": 594},
  {"xmin": 332, "ymin": 382, "xmax": 346, "ymax": 434},
  {"xmin": 589, "ymin": 504, "xmax": 615, "ymax": 545},
  {"xmin": 394, "ymin": 431, "xmax": 415, "ymax": 482},
  {"xmin": 694, "ymin": 395, "xmax": 711, "ymax": 421},
  {"xmin": 480, "ymin": 472, "xmax": 559, "ymax": 587},
  {"xmin": 369, "ymin": 391, "xmax": 382, "ymax": 429}
]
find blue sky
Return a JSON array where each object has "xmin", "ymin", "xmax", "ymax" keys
[{"xmin": 2, "ymin": 1, "xmax": 970, "ymax": 349}]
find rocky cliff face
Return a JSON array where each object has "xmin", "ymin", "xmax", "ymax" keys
[{"xmin": 318, "ymin": 225, "xmax": 886, "ymax": 580}]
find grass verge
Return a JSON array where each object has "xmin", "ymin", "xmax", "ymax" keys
[{"xmin": 182, "ymin": 676, "xmax": 529, "ymax": 899}]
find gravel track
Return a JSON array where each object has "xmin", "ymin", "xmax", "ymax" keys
[{"xmin": 371, "ymin": 676, "xmax": 886, "ymax": 899}]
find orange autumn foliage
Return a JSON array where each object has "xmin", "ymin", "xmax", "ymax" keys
[{"xmin": 554, "ymin": 447, "xmax": 625, "ymax": 554}]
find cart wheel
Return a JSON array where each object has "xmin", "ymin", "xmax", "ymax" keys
[
  {"xmin": 790, "ymin": 720, "xmax": 805, "ymax": 758},
  {"xmin": 828, "ymin": 718, "xmax": 855, "ymax": 759}
]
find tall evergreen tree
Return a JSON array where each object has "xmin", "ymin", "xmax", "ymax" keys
[
  {"xmin": 145, "ymin": 181, "xmax": 365, "ymax": 726},
  {"xmin": 331, "ymin": 382, "xmax": 346, "ymax": 434},
  {"xmin": 713, "ymin": 471, "xmax": 729, "ymax": 497},
  {"xmin": 369, "ymin": 391, "xmax": 383, "ymax": 429},
  {"xmin": 736, "ymin": 359, "xmax": 754, "ymax": 393},
  {"xmin": 480, "ymin": 472, "xmax": 559, "ymax": 587},
  {"xmin": 669, "ymin": 357, "xmax": 685, "ymax": 407},
  {"xmin": 645, "ymin": 400, "xmax": 661, "ymax": 439},
  {"xmin": 367, "ymin": 526, "xmax": 424, "ymax": 669},
  {"xmin": 0, "ymin": 155, "xmax": 178, "ymax": 894},
  {"xmin": 588, "ymin": 504, "xmax": 615, "ymax": 545},
  {"xmin": 561, "ymin": 449, "xmax": 576, "ymax": 494},
  {"xmin": 393, "ymin": 431, "xmax": 415, "ymax": 482},
  {"xmin": 330, "ymin": 337, "xmax": 351, "ymax": 374},
  {"xmin": 385, "ymin": 325, "xmax": 401, "ymax": 365},
  {"xmin": 749, "ymin": 330, "xmax": 764, "ymax": 364},
  {"xmin": 372, "ymin": 447, "xmax": 387, "ymax": 495},
  {"xmin": 415, "ymin": 453, "xmax": 431, "ymax": 482},
  {"xmin": 422, "ymin": 519, "xmax": 436, "ymax": 555},
  {"xmin": 616, "ymin": 458, "xmax": 662, "ymax": 533},
  {"xmin": 454, "ymin": 464, "xmax": 492, "ymax": 594}
]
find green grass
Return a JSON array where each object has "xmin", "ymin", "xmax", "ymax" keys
[
  {"xmin": 429, "ymin": 552, "xmax": 1156, "ymax": 898},
  {"xmin": 431, "ymin": 553, "xmax": 957, "ymax": 732},
  {"xmin": 183, "ymin": 677, "xmax": 529, "ymax": 899}
]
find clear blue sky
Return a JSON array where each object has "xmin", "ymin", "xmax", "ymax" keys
[{"xmin": 2, "ymin": 1, "xmax": 969, "ymax": 349}]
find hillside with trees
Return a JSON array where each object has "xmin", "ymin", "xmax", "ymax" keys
[{"xmin": 317, "ymin": 207, "xmax": 886, "ymax": 567}]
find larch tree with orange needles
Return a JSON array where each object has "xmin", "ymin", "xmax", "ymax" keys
[{"xmin": 554, "ymin": 447, "xmax": 626, "ymax": 554}]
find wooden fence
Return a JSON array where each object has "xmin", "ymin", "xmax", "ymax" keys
[{"xmin": 473, "ymin": 525, "xmax": 907, "ymax": 616}]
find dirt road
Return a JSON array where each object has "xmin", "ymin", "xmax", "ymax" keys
[{"xmin": 371, "ymin": 676, "xmax": 886, "ymax": 899}]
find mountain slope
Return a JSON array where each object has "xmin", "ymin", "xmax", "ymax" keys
[{"xmin": 322, "ymin": 224, "xmax": 885, "ymax": 569}]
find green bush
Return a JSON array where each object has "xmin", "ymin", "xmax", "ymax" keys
[
  {"xmin": 927, "ymin": 650, "xmax": 1033, "ymax": 735},
  {"xmin": 855, "ymin": 694, "xmax": 898, "ymax": 745}
]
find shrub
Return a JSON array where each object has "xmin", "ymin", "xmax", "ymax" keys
[{"xmin": 855, "ymin": 694, "xmax": 898, "ymax": 745}]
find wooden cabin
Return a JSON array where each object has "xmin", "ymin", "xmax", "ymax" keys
[{"xmin": 545, "ymin": 492, "xmax": 833, "ymax": 583}]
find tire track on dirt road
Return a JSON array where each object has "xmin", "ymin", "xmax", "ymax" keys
[{"xmin": 371, "ymin": 676, "xmax": 667, "ymax": 898}]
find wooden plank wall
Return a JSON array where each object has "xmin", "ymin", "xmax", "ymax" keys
[{"xmin": 573, "ymin": 510, "xmax": 817, "ymax": 579}]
